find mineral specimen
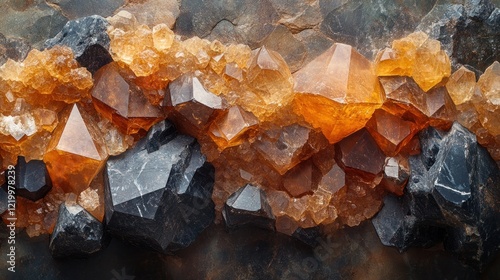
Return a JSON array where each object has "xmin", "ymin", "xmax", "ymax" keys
[
  {"xmin": 373, "ymin": 123, "xmax": 500, "ymax": 270},
  {"xmin": 49, "ymin": 200, "xmax": 108, "ymax": 258},
  {"xmin": 223, "ymin": 184, "xmax": 275, "ymax": 230},
  {"xmin": 15, "ymin": 156, "xmax": 52, "ymax": 201},
  {"xmin": 105, "ymin": 121, "xmax": 214, "ymax": 253}
]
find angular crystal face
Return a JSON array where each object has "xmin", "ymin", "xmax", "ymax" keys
[
  {"xmin": 43, "ymin": 104, "xmax": 108, "ymax": 194},
  {"xmin": 209, "ymin": 105, "xmax": 258, "ymax": 150},
  {"xmin": 15, "ymin": 156, "xmax": 52, "ymax": 201},
  {"xmin": 105, "ymin": 121, "xmax": 215, "ymax": 253},
  {"xmin": 92, "ymin": 62, "xmax": 163, "ymax": 135},
  {"xmin": 293, "ymin": 43, "xmax": 383, "ymax": 143},
  {"xmin": 223, "ymin": 184, "xmax": 275, "ymax": 230}
]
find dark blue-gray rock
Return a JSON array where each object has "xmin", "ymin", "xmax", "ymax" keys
[
  {"xmin": 417, "ymin": 0, "xmax": 500, "ymax": 72},
  {"xmin": 105, "ymin": 120, "xmax": 215, "ymax": 253},
  {"xmin": 49, "ymin": 201, "xmax": 108, "ymax": 258},
  {"xmin": 373, "ymin": 122, "xmax": 500, "ymax": 271},
  {"xmin": 223, "ymin": 184, "xmax": 275, "ymax": 230},
  {"xmin": 372, "ymin": 194, "xmax": 445, "ymax": 251},
  {"xmin": 15, "ymin": 156, "xmax": 52, "ymax": 201},
  {"xmin": 0, "ymin": 0, "xmax": 68, "ymax": 48},
  {"xmin": 44, "ymin": 15, "xmax": 112, "ymax": 73},
  {"xmin": 320, "ymin": 0, "xmax": 436, "ymax": 59},
  {"xmin": 0, "ymin": 33, "xmax": 31, "ymax": 66},
  {"xmin": 46, "ymin": 0, "xmax": 125, "ymax": 19}
]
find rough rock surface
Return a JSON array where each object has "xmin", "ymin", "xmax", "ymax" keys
[
  {"xmin": 44, "ymin": 15, "xmax": 112, "ymax": 73},
  {"xmin": 373, "ymin": 123, "xmax": 500, "ymax": 270},
  {"xmin": 0, "ymin": 33, "xmax": 31, "ymax": 66},
  {"xmin": 105, "ymin": 120, "xmax": 215, "ymax": 253},
  {"xmin": 49, "ymin": 201, "xmax": 107, "ymax": 258},
  {"xmin": 47, "ymin": 0, "xmax": 125, "ymax": 19}
]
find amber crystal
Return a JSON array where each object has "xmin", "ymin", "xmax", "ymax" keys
[
  {"xmin": 293, "ymin": 43, "xmax": 383, "ymax": 143},
  {"xmin": 43, "ymin": 104, "xmax": 108, "ymax": 194},
  {"xmin": 92, "ymin": 62, "xmax": 163, "ymax": 135},
  {"xmin": 375, "ymin": 31, "xmax": 451, "ymax": 92}
]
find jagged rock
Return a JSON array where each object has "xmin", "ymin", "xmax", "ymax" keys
[
  {"xmin": 44, "ymin": 15, "xmax": 112, "ymax": 73},
  {"xmin": 105, "ymin": 120, "xmax": 215, "ymax": 253},
  {"xmin": 373, "ymin": 122, "xmax": 500, "ymax": 271},
  {"xmin": 49, "ymin": 201, "xmax": 108, "ymax": 258},
  {"xmin": 15, "ymin": 156, "xmax": 52, "ymax": 202},
  {"xmin": 0, "ymin": 33, "xmax": 31, "ymax": 66},
  {"xmin": 223, "ymin": 184, "xmax": 275, "ymax": 230},
  {"xmin": 417, "ymin": 0, "xmax": 500, "ymax": 72}
]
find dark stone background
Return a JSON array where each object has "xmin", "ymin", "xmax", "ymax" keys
[{"xmin": 0, "ymin": 0, "xmax": 499, "ymax": 279}]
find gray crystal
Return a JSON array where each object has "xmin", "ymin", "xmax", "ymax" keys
[
  {"xmin": 49, "ymin": 202, "xmax": 107, "ymax": 258},
  {"xmin": 44, "ymin": 15, "xmax": 112, "ymax": 73},
  {"xmin": 105, "ymin": 120, "xmax": 215, "ymax": 253},
  {"xmin": 373, "ymin": 122, "xmax": 500, "ymax": 271},
  {"xmin": 15, "ymin": 156, "xmax": 52, "ymax": 202},
  {"xmin": 223, "ymin": 184, "xmax": 275, "ymax": 230}
]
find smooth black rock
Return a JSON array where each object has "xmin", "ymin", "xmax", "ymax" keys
[
  {"xmin": 44, "ymin": 15, "xmax": 112, "ymax": 73},
  {"xmin": 373, "ymin": 122, "xmax": 500, "ymax": 271},
  {"xmin": 223, "ymin": 184, "xmax": 275, "ymax": 231},
  {"xmin": 105, "ymin": 120, "xmax": 215, "ymax": 253},
  {"xmin": 15, "ymin": 156, "xmax": 52, "ymax": 201},
  {"xmin": 49, "ymin": 202, "xmax": 107, "ymax": 258}
]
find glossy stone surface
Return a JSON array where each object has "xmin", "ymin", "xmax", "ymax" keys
[
  {"xmin": 49, "ymin": 201, "xmax": 107, "ymax": 258},
  {"xmin": 223, "ymin": 184, "xmax": 275, "ymax": 230},
  {"xmin": 373, "ymin": 123, "xmax": 500, "ymax": 270},
  {"xmin": 45, "ymin": 15, "xmax": 112, "ymax": 73},
  {"xmin": 15, "ymin": 156, "xmax": 52, "ymax": 201},
  {"xmin": 105, "ymin": 121, "xmax": 214, "ymax": 253}
]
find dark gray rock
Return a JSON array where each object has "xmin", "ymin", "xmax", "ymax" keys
[
  {"xmin": 105, "ymin": 120, "xmax": 215, "ymax": 253},
  {"xmin": 373, "ymin": 122, "xmax": 500, "ymax": 271},
  {"xmin": 0, "ymin": 0, "xmax": 68, "ymax": 48},
  {"xmin": 223, "ymin": 184, "xmax": 275, "ymax": 230},
  {"xmin": 44, "ymin": 15, "xmax": 112, "ymax": 73},
  {"xmin": 15, "ymin": 156, "xmax": 52, "ymax": 202},
  {"xmin": 291, "ymin": 226, "xmax": 321, "ymax": 247},
  {"xmin": 175, "ymin": 0, "xmax": 280, "ymax": 49},
  {"xmin": 0, "ymin": 33, "xmax": 31, "ymax": 66},
  {"xmin": 0, "ymin": 187, "xmax": 7, "ymax": 215},
  {"xmin": 417, "ymin": 0, "xmax": 500, "ymax": 72},
  {"xmin": 49, "ymin": 202, "xmax": 108, "ymax": 258},
  {"xmin": 47, "ymin": 0, "xmax": 125, "ymax": 20},
  {"xmin": 320, "ymin": 0, "xmax": 436, "ymax": 59}
]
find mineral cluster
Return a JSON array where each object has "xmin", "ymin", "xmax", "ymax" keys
[{"xmin": 0, "ymin": 8, "xmax": 499, "ymax": 270}]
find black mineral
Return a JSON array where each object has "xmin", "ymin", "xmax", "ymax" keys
[
  {"xmin": 49, "ymin": 201, "xmax": 107, "ymax": 258},
  {"xmin": 223, "ymin": 184, "xmax": 275, "ymax": 231},
  {"xmin": 44, "ymin": 15, "xmax": 112, "ymax": 73},
  {"xmin": 15, "ymin": 156, "xmax": 52, "ymax": 201},
  {"xmin": 373, "ymin": 122, "xmax": 500, "ymax": 271},
  {"xmin": 104, "ymin": 120, "xmax": 215, "ymax": 253}
]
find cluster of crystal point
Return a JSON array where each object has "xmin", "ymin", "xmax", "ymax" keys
[{"xmin": 0, "ymin": 12, "xmax": 499, "ymax": 240}]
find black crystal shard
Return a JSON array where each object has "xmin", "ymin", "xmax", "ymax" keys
[
  {"xmin": 49, "ymin": 202, "xmax": 108, "ymax": 258},
  {"xmin": 44, "ymin": 15, "xmax": 112, "ymax": 73},
  {"xmin": 373, "ymin": 122, "xmax": 500, "ymax": 271},
  {"xmin": 222, "ymin": 184, "xmax": 275, "ymax": 231},
  {"xmin": 15, "ymin": 156, "xmax": 52, "ymax": 201},
  {"xmin": 372, "ymin": 194, "xmax": 444, "ymax": 251},
  {"xmin": 105, "ymin": 120, "xmax": 215, "ymax": 253},
  {"xmin": 145, "ymin": 120, "xmax": 177, "ymax": 153}
]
